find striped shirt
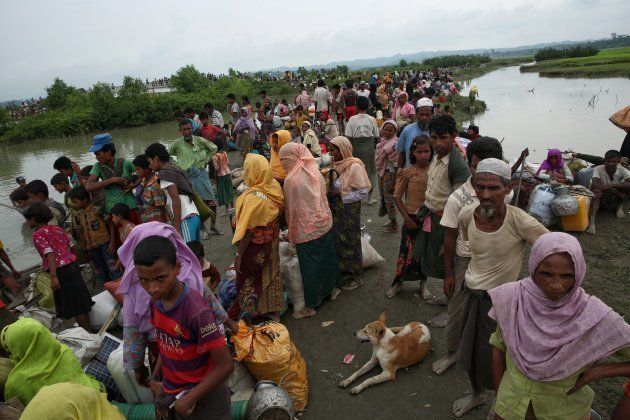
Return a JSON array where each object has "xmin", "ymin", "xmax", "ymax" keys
[{"xmin": 151, "ymin": 284, "xmax": 226, "ymax": 394}]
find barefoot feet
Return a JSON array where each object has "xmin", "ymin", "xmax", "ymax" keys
[
  {"xmin": 432, "ymin": 352, "xmax": 458, "ymax": 374},
  {"xmin": 292, "ymin": 307, "xmax": 316, "ymax": 319},
  {"xmin": 427, "ymin": 311, "xmax": 449, "ymax": 328},
  {"xmin": 453, "ymin": 393, "xmax": 487, "ymax": 418}
]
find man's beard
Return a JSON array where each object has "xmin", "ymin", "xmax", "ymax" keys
[
  {"xmin": 184, "ymin": 135, "xmax": 193, "ymax": 141},
  {"xmin": 418, "ymin": 121, "xmax": 429, "ymax": 130},
  {"xmin": 478, "ymin": 207, "xmax": 495, "ymax": 219}
]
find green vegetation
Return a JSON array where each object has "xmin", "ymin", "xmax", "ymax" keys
[
  {"xmin": 534, "ymin": 45, "xmax": 599, "ymax": 61},
  {"xmin": 521, "ymin": 47, "xmax": 630, "ymax": 78},
  {"xmin": 423, "ymin": 54, "xmax": 491, "ymax": 68}
]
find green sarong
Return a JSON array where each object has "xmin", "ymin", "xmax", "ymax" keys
[{"xmin": 296, "ymin": 230, "xmax": 341, "ymax": 308}]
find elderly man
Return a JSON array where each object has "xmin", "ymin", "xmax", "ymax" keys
[
  {"xmin": 168, "ymin": 119, "xmax": 222, "ymax": 235},
  {"xmin": 396, "ymin": 97, "xmax": 434, "ymax": 168},
  {"xmin": 452, "ymin": 158, "xmax": 548, "ymax": 418}
]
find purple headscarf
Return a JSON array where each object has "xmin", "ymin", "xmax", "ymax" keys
[
  {"xmin": 489, "ymin": 232, "xmax": 630, "ymax": 381},
  {"xmin": 234, "ymin": 107, "xmax": 256, "ymax": 138},
  {"xmin": 117, "ymin": 222, "xmax": 204, "ymax": 335},
  {"xmin": 536, "ymin": 148, "xmax": 564, "ymax": 175}
]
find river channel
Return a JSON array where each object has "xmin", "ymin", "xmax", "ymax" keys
[{"xmin": 1, "ymin": 66, "xmax": 629, "ymax": 269}]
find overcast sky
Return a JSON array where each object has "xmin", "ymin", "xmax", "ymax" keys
[{"xmin": 1, "ymin": 0, "xmax": 627, "ymax": 100}]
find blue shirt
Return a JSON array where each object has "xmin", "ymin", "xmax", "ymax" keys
[{"xmin": 395, "ymin": 123, "xmax": 430, "ymax": 167}]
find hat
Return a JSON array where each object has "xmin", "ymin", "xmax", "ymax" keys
[
  {"xmin": 416, "ymin": 98, "xmax": 433, "ymax": 108},
  {"xmin": 476, "ymin": 158, "xmax": 511, "ymax": 182},
  {"xmin": 88, "ymin": 133, "xmax": 113, "ymax": 153}
]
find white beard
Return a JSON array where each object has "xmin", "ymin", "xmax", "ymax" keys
[{"xmin": 478, "ymin": 207, "xmax": 495, "ymax": 219}]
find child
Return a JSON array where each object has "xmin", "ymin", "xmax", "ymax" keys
[
  {"xmin": 53, "ymin": 156, "xmax": 83, "ymax": 187},
  {"xmin": 211, "ymin": 137, "xmax": 234, "ymax": 214},
  {"xmin": 24, "ymin": 180, "xmax": 67, "ymax": 227},
  {"xmin": 9, "ymin": 188, "xmax": 30, "ymax": 213},
  {"xmin": 132, "ymin": 154, "xmax": 170, "ymax": 224},
  {"xmin": 67, "ymin": 186, "xmax": 122, "ymax": 284},
  {"xmin": 187, "ymin": 240, "xmax": 221, "ymax": 292},
  {"xmin": 110, "ymin": 203, "xmax": 136, "ymax": 244},
  {"xmin": 80, "ymin": 165, "xmax": 105, "ymax": 210},
  {"xmin": 23, "ymin": 203, "xmax": 93, "ymax": 331},
  {"xmin": 134, "ymin": 235, "xmax": 233, "ymax": 419},
  {"xmin": 50, "ymin": 173, "xmax": 72, "ymax": 209}
]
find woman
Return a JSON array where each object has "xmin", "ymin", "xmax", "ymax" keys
[
  {"xmin": 270, "ymin": 129, "xmax": 292, "ymax": 184},
  {"xmin": 300, "ymin": 121, "xmax": 322, "ymax": 157},
  {"xmin": 489, "ymin": 232, "xmax": 630, "ymax": 420},
  {"xmin": 233, "ymin": 107, "xmax": 256, "ymax": 157},
  {"xmin": 280, "ymin": 143, "xmax": 340, "ymax": 319},
  {"xmin": 2, "ymin": 317, "xmax": 104, "ymax": 405},
  {"xmin": 232, "ymin": 154, "xmax": 285, "ymax": 320},
  {"xmin": 536, "ymin": 149, "xmax": 574, "ymax": 184},
  {"xmin": 117, "ymin": 222, "xmax": 231, "ymax": 384},
  {"xmin": 392, "ymin": 92, "xmax": 415, "ymax": 130},
  {"xmin": 377, "ymin": 83, "xmax": 390, "ymax": 117},
  {"xmin": 375, "ymin": 120, "xmax": 399, "ymax": 233},
  {"xmin": 328, "ymin": 136, "xmax": 371, "ymax": 292},
  {"xmin": 387, "ymin": 137, "xmax": 432, "ymax": 298},
  {"xmin": 318, "ymin": 110, "xmax": 338, "ymax": 150}
]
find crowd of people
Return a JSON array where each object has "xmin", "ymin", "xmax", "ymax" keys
[
  {"xmin": 0, "ymin": 71, "xmax": 629, "ymax": 420},
  {"xmin": 4, "ymin": 97, "xmax": 46, "ymax": 120}
]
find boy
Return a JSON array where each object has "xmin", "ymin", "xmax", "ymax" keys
[
  {"xmin": 50, "ymin": 173, "xmax": 73, "ymax": 208},
  {"xmin": 132, "ymin": 154, "xmax": 170, "ymax": 224},
  {"xmin": 199, "ymin": 111, "xmax": 223, "ymax": 142},
  {"xmin": 53, "ymin": 156, "xmax": 83, "ymax": 187},
  {"xmin": 9, "ymin": 188, "xmax": 30, "ymax": 213},
  {"xmin": 67, "ymin": 186, "xmax": 122, "ymax": 284},
  {"xmin": 24, "ymin": 180, "xmax": 67, "ymax": 226},
  {"xmin": 134, "ymin": 236, "xmax": 233, "ymax": 419},
  {"xmin": 110, "ymin": 203, "xmax": 136, "ymax": 244},
  {"xmin": 187, "ymin": 241, "xmax": 221, "ymax": 292},
  {"xmin": 587, "ymin": 149, "xmax": 630, "ymax": 234}
]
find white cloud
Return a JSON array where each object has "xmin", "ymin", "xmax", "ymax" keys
[{"xmin": 0, "ymin": 0, "xmax": 627, "ymax": 100}]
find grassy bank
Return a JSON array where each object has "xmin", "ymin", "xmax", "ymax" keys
[{"xmin": 520, "ymin": 47, "xmax": 630, "ymax": 78}]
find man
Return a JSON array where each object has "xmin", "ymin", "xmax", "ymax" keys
[
  {"xmin": 203, "ymin": 102, "xmax": 224, "ymax": 127},
  {"xmin": 342, "ymin": 80, "xmax": 358, "ymax": 122},
  {"xmin": 453, "ymin": 158, "xmax": 547, "ymax": 418},
  {"xmin": 226, "ymin": 93, "xmax": 240, "ymax": 127},
  {"xmin": 431, "ymin": 138, "xmax": 511, "ymax": 375},
  {"xmin": 467, "ymin": 125, "xmax": 480, "ymax": 141},
  {"xmin": 294, "ymin": 84, "xmax": 311, "ymax": 110},
  {"xmin": 396, "ymin": 98, "xmax": 434, "ymax": 168},
  {"xmin": 587, "ymin": 149, "xmax": 630, "ymax": 234},
  {"xmin": 313, "ymin": 79, "xmax": 330, "ymax": 112},
  {"xmin": 84, "ymin": 133, "xmax": 141, "ymax": 224},
  {"xmin": 199, "ymin": 112, "xmax": 224, "ymax": 142},
  {"xmin": 345, "ymin": 96, "xmax": 379, "ymax": 202},
  {"xmin": 389, "ymin": 114, "xmax": 470, "ymax": 299},
  {"xmin": 357, "ymin": 82, "xmax": 370, "ymax": 98},
  {"xmin": 331, "ymin": 84, "xmax": 345, "ymax": 133},
  {"xmin": 168, "ymin": 120, "xmax": 222, "ymax": 235},
  {"xmin": 183, "ymin": 107, "xmax": 202, "ymax": 136}
]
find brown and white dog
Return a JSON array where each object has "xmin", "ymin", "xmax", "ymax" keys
[{"xmin": 339, "ymin": 312, "xmax": 431, "ymax": 395}]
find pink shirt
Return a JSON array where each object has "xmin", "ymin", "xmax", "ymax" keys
[{"xmin": 32, "ymin": 225, "xmax": 76, "ymax": 270}]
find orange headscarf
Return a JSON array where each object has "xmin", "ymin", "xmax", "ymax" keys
[
  {"xmin": 330, "ymin": 136, "xmax": 371, "ymax": 196},
  {"xmin": 233, "ymin": 154, "xmax": 284, "ymax": 243},
  {"xmin": 270, "ymin": 130, "xmax": 292, "ymax": 180},
  {"xmin": 279, "ymin": 143, "xmax": 332, "ymax": 244},
  {"xmin": 610, "ymin": 106, "xmax": 630, "ymax": 130}
]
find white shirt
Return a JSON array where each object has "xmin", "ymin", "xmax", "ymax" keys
[
  {"xmin": 211, "ymin": 110, "xmax": 224, "ymax": 127},
  {"xmin": 313, "ymin": 87, "xmax": 330, "ymax": 111},
  {"xmin": 160, "ymin": 180, "xmax": 199, "ymax": 220},
  {"xmin": 357, "ymin": 89, "xmax": 370, "ymax": 98},
  {"xmin": 593, "ymin": 164, "xmax": 630, "ymax": 187},
  {"xmin": 345, "ymin": 114, "xmax": 379, "ymax": 139}
]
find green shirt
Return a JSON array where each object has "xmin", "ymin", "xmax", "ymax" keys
[
  {"xmin": 89, "ymin": 159, "xmax": 137, "ymax": 212},
  {"xmin": 168, "ymin": 136, "xmax": 217, "ymax": 171},
  {"xmin": 490, "ymin": 327, "xmax": 630, "ymax": 420}
]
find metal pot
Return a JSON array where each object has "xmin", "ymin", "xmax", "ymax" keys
[
  {"xmin": 551, "ymin": 186, "xmax": 578, "ymax": 217},
  {"xmin": 245, "ymin": 381, "xmax": 296, "ymax": 420}
]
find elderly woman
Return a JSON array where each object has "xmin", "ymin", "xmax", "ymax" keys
[
  {"xmin": 231, "ymin": 154, "xmax": 285, "ymax": 320},
  {"xmin": 392, "ymin": 92, "xmax": 416, "ymax": 130},
  {"xmin": 280, "ymin": 142, "xmax": 340, "ymax": 318},
  {"xmin": 328, "ymin": 136, "xmax": 371, "ymax": 293},
  {"xmin": 233, "ymin": 107, "xmax": 256, "ymax": 157},
  {"xmin": 536, "ymin": 149, "xmax": 573, "ymax": 184},
  {"xmin": 489, "ymin": 232, "xmax": 630, "ymax": 420},
  {"xmin": 270, "ymin": 129, "xmax": 292, "ymax": 184}
]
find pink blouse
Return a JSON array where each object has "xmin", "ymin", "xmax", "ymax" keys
[{"xmin": 33, "ymin": 225, "xmax": 76, "ymax": 270}]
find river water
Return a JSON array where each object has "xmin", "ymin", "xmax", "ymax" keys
[{"xmin": 1, "ymin": 66, "xmax": 629, "ymax": 269}]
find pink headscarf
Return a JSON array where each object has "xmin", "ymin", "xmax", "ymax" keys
[
  {"xmin": 536, "ymin": 148, "xmax": 564, "ymax": 175},
  {"xmin": 117, "ymin": 222, "xmax": 204, "ymax": 335},
  {"xmin": 279, "ymin": 142, "xmax": 332, "ymax": 244},
  {"xmin": 234, "ymin": 107, "xmax": 256, "ymax": 138},
  {"xmin": 489, "ymin": 232, "xmax": 630, "ymax": 381},
  {"xmin": 375, "ymin": 120, "xmax": 399, "ymax": 177}
]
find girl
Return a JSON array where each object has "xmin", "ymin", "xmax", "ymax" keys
[
  {"xmin": 233, "ymin": 107, "xmax": 256, "ymax": 157},
  {"xmin": 328, "ymin": 136, "xmax": 371, "ymax": 294},
  {"xmin": 387, "ymin": 136, "xmax": 433, "ymax": 298},
  {"xmin": 212, "ymin": 136, "xmax": 235, "ymax": 214},
  {"xmin": 23, "ymin": 203, "xmax": 93, "ymax": 331},
  {"xmin": 489, "ymin": 232, "xmax": 630, "ymax": 420},
  {"xmin": 537, "ymin": 148, "xmax": 573, "ymax": 184},
  {"xmin": 300, "ymin": 121, "xmax": 322, "ymax": 157},
  {"xmin": 375, "ymin": 120, "xmax": 399, "ymax": 233}
]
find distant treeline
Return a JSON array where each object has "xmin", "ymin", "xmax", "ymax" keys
[
  {"xmin": 422, "ymin": 54, "xmax": 491, "ymax": 68},
  {"xmin": 534, "ymin": 45, "xmax": 600, "ymax": 61}
]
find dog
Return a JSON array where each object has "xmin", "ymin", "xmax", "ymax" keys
[{"xmin": 339, "ymin": 312, "xmax": 431, "ymax": 395}]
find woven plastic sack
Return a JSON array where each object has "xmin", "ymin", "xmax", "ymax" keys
[
  {"xmin": 55, "ymin": 327, "xmax": 102, "ymax": 367},
  {"xmin": 231, "ymin": 320, "xmax": 308, "ymax": 412}
]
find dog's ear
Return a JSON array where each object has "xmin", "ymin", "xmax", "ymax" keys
[
  {"xmin": 378, "ymin": 312, "xmax": 387, "ymax": 325},
  {"xmin": 377, "ymin": 328, "xmax": 385, "ymax": 338}
]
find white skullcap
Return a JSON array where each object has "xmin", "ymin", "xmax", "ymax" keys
[
  {"xmin": 416, "ymin": 98, "xmax": 433, "ymax": 108},
  {"xmin": 476, "ymin": 158, "xmax": 511, "ymax": 182}
]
